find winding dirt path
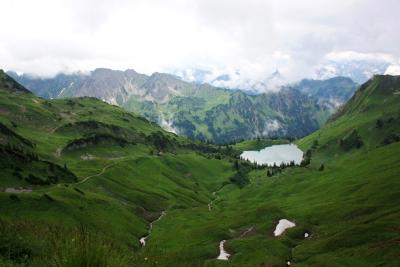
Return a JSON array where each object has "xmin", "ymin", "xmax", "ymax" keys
[
  {"xmin": 239, "ymin": 226, "xmax": 255, "ymax": 238},
  {"xmin": 76, "ymin": 163, "xmax": 115, "ymax": 185}
]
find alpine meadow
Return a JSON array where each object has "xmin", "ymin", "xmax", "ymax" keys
[{"xmin": 0, "ymin": 1, "xmax": 400, "ymax": 267}]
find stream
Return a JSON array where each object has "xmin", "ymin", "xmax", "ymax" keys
[
  {"xmin": 207, "ymin": 191, "xmax": 219, "ymax": 211},
  {"xmin": 139, "ymin": 211, "xmax": 167, "ymax": 247}
]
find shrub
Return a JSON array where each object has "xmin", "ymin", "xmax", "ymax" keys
[
  {"xmin": 311, "ymin": 140, "xmax": 319, "ymax": 149},
  {"xmin": 319, "ymin": 163, "xmax": 325, "ymax": 171},
  {"xmin": 230, "ymin": 169, "xmax": 249, "ymax": 188},
  {"xmin": 145, "ymin": 131, "xmax": 172, "ymax": 151},
  {"xmin": 25, "ymin": 174, "xmax": 49, "ymax": 185},
  {"xmin": 43, "ymin": 194, "xmax": 55, "ymax": 202},
  {"xmin": 301, "ymin": 149, "xmax": 312, "ymax": 167},
  {"xmin": 381, "ymin": 133, "xmax": 400, "ymax": 146},
  {"xmin": 74, "ymin": 188, "xmax": 85, "ymax": 195},
  {"xmin": 375, "ymin": 119, "xmax": 384, "ymax": 128},
  {"xmin": 9, "ymin": 194, "xmax": 20, "ymax": 201}
]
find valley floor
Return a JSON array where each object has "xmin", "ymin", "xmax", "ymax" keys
[
  {"xmin": 132, "ymin": 142, "xmax": 400, "ymax": 267},
  {"xmin": 1, "ymin": 141, "xmax": 400, "ymax": 267}
]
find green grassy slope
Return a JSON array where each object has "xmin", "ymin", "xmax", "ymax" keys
[
  {"xmin": 0, "ymin": 74, "xmax": 399, "ymax": 266},
  {"xmin": 0, "ymin": 73, "xmax": 238, "ymax": 266}
]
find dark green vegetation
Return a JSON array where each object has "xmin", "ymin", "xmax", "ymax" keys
[
  {"xmin": 232, "ymin": 138, "xmax": 289, "ymax": 151},
  {"xmin": 9, "ymin": 69, "xmax": 340, "ymax": 143},
  {"xmin": 0, "ymin": 72, "xmax": 399, "ymax": 266},
  {"xmin": 0, "ymin": 70, "xmax": 31, "ymax": 94}
]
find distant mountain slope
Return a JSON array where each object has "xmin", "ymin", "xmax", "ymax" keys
[
  {"xmin": 0, "ymin": 70, "xmax": 31, "ymax": 94},
  {"xmin": 9, "ymin": 68, "xmax": 346, "ymax": 142},
  {"xmin": 290, "ymin": 76, "xmax": 358, "ymax": 109}
]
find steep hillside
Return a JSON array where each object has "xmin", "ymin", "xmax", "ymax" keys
[
  {"xmin": 301, "ymin": 75, "xmax": 400, "ymax": 150},
  {"xmin": 10, "ymin": 69, "xmax": 332, "ymax": 143},
  {"xmin": 0, "ymin": 70, "xmax": 31, "ymax": 94},
  {"xmin": 0, "ymin": 73, "xmax": 240, "ymax": 266}
]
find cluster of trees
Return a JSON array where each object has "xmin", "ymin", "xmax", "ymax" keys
[
  {"xmin": 339, "ymin": 129, "xmax": 363, "ymax": 150},
  {"xmin": 59, "ymin": 120, "xmax": 144, "ymax": 144},
  {"xmin": 1, "ymin": 143, "xmax": 38, "ymax": 164},
  {"xmin": 145, "ymin": 131, "xmax": 173, "ymax": 151},
  {"xmin": 227, "ymin": 136, "xmax": 295, "ymax": 146},
  {"xmin": 65, "ymin": 99, "xmax": 84, "ymax": 108},
  {"xmin": 300, "ymin": 149, "xmax": 312, "ymax": 167},
  {"xmin": 0, "ymin": 122, "xmax": 34, "ymax": 148},
  {"xmin": 209, "ymin": 145, "xmax": 238, "ymax": 159},
  {"xmin": 2, "ymin": 143, "xmax": 77, "ymax": 185},
  {"xmin": 300, "ymin": 141, "xmax": 323, "ymax": 170},
  {"xmin": 230, "ymin": 160, "xmax": 252, "ymax": 188},
  {"xmin": 230, "ymin": 169, "xmax": 250, "ymax": 188},
  {"xmin": 376, "ymin": 117, "xmax": 400, "ymax": 146},
  {"xmin": 376, "ymin": 116, "xmax": 396, "ymax": 129},
  {"xmin": 266, "ymin": 161, "xmax": 297, "ymax": 177},
  {"xmin": 184, "ymin": 142, "xmax": 239, "ymax": 159},
  {"xmin": 382, "ymin": 133, "xmax": 400, "ymax": 146},
  {"xmin": 64, "ymin": 133, "xmax": 130, "ymax": 151},
  {"xmin": 25, "ymin": 174, "xmax": 50, "ymax": 185}
]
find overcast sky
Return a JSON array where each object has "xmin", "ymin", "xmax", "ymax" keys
[{"xmin": 1, "ymin": 0, "xmax": 399, "ymax": 81}]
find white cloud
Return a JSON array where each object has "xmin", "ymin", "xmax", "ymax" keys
[
  {"xmin": 0, "ymin": 0, "xmax": 399, "ymax": 81},
  {"xmin": 385, "ymin": 65, "xmax": 400, "ymax": 75},
  {"xmin": 325, "ymin": 51, "xmax": 396, "ymax": 63}
]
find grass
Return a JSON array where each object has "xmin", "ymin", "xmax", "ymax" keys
[{"xmin": 0, "ymin": 74, "xmax": 399, "ymax": 266}]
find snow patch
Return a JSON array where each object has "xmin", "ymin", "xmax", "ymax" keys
[
  {"xmin": 274, "ymin": 219, "xmax": 296, "ymax": 236},
  {"xmin": 58, "ymin": 87, "xmax": 67, "ymax": 97},
  {"xmin": 217, "ymin": 240, "xmax": 230, "ymax": 260}
]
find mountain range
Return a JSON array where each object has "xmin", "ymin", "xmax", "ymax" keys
[
  {"xmin": 174, "ymin": 58, "xmax": 395, "ymax": 90},
  {"xmin": 9, "ymin": 69, "xmax": 358, "ymax": 143}
]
